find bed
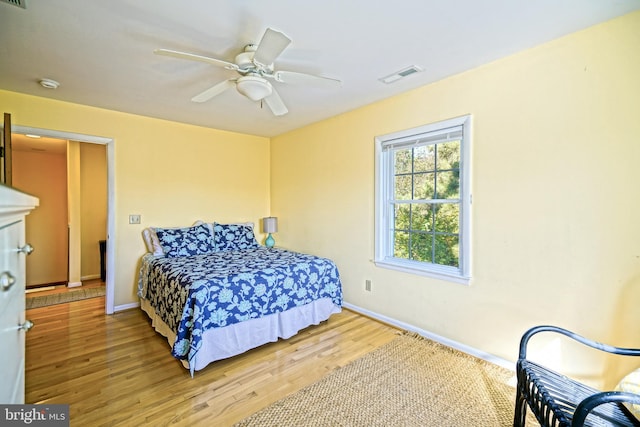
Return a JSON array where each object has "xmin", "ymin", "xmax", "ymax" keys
[{"xmin": 137, "ymin": 222, "xmax": 343, "ymax": 375}]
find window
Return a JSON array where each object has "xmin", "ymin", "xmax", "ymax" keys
[{"xmin": 375, "ymin": 115, "xmax": 471, "ymax": 284}]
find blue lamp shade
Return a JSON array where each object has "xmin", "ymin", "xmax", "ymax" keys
[{"xmin": 263, "ymin": 217, "xmax": 278, "ymax": 248}]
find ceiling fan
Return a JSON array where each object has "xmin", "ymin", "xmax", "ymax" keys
[{"xmin": 154, "ymin": 28, "xmax": 341, "ymax": 116}]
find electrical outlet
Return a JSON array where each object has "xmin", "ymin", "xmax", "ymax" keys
[
  {"xmin": 365, "ymin": 279, "xmax": 372, "ymax": 292},
  {"xmin": 129, "ymin": 214, "xmax": 141, "ymax": 224}
]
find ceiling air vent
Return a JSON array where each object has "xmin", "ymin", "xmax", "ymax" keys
[
  {"xmin": 379, "ymin": 65, "xmax": 423, "ymax": 84},
  {"xmin": 1, "ymin": 0, "xmax": 26, "ymax": 8}
]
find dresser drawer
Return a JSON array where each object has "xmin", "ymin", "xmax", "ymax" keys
[
  {"xmin": 0, "ymin": 287, "xmax": 25, "ymax": 403},
  {"xmin": 0, "ymin": 219, "xmax": 24, "ymax": 315},
  {"xmin": 0, "ymin": 185, "xmax": 38, "ymax": 404},
  {"xmin": 0, "ymin": 218, "xmax": 27, "ymax": 404}
]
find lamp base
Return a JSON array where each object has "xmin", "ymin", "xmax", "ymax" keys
[{"xmin": 265, "ymin": 233, "xmax": 275, "ymax": 248}]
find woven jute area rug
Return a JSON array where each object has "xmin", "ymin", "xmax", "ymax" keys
[
  {"xmin": 234, "ymin": 332, "xmax": 518, "ymax": 427},
  {"xmin": 26, "ymin": 286, "xmax": 106, "ymax": 309}
]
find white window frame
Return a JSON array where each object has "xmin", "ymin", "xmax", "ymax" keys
[{"xmin": 374, "ymin": 115, "xmax": 472, "ymax": 285}]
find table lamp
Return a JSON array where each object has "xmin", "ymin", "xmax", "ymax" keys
[{"xmin": 263, "ymin": 217, "xmax": 278, "ymax": 248}]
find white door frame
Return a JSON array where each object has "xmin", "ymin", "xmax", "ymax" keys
[{"xmin": 11, "ymin": 125, "xmax": 115, "ymax": 314}]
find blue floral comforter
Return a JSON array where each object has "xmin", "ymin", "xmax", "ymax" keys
[{"xmin": 138, "ymin": 247, "xmax": 342, "ymax": 367}]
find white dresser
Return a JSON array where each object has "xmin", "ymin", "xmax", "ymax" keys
[{"xmin": 0, "ymin": 184, "xmax": 38, "ymax": 404}]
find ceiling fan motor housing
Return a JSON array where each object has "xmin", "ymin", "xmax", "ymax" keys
[{"xmin": 235, "ymin": 50, "xmax": 255, "ymax": 70}]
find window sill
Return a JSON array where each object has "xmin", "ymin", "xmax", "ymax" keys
[{"xmin": 374, "ymin": 259, "xmax": 471, "ymax": 286}]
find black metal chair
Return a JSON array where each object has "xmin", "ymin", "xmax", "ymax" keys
[{"xmin": 514, "ymin": 325, "xmax": 640, "ymax": 426}]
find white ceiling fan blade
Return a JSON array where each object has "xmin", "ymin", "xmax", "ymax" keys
[
  {"xmin": 154, "ymin": 48, "xmax": 238, "ymax": 71},
  {"xmin": 253, "ymin": 28, "xmax": 291, "ymax": 66},
  {"xmin": 263, "ymin": 88, "xmax": 288, "ymax": 116},
  {"xmin": 274, "ymin": 70, "xmax": 342, "ymax": 87},
  {"xmin": 191, "ymin": 80, "xmax": 236, "ymax": 103}
]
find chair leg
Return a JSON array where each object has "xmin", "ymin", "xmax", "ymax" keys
[{"xmin": 514, "ymin": 387, "xmax": 528, "ymax": 427}]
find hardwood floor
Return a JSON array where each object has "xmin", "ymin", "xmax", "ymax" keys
[{"xmin": 25, "ymin": 297, "xmax": 399, "ymax": 426}]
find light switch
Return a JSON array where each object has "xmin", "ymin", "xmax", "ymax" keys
[{"xmin": 129, "ymin": 214, "xmax": 141, "ymax": 224}]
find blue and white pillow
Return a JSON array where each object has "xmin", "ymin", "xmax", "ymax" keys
[
  {"xmin": 155, "ymin": 223, "xmax": 216, "ymax": 258},
  {"xmin": 214, "ymin": 222, "xmax": 259, "ymax": 251}
]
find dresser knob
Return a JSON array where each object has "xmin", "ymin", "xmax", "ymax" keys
[
  {"xmin": 0, "ymin": 271, "xmax": 16, "ymax": 291},
  {"xmin": 18, "ymin": 243, "xmax": 34, "ymax": 255},
  {"xmin": 19, "ymin": 320, "xmax": 34, "ymax": 332}
]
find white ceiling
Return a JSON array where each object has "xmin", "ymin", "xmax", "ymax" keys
[{"xmin": 1, "ymin": 1, "xmax": 638, "ymax": 138}]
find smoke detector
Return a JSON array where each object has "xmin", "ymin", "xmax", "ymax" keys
[{"xmin": 39, "ymin": 78, "xmax": 60, "ymax": 89}]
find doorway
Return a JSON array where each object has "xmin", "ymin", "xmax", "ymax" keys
[
  {"xmin": 13, "ymin": 135, "xmax": 70, "ymax": 289},
  {"xmin": 13, "ymin": 136, "xmax": 106, "ymax": 290},
  {"xmin": 10, "ymin": 125, "xmax": 115, "ymax": 314}
]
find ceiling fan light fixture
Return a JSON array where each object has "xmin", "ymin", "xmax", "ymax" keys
[{"xmin": 236, "ymin": 75, "xmax": 272, "ymax": 101}]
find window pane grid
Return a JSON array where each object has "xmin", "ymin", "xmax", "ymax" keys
[
  {"xmin": 393, "ymin": 141, "xmax": 460, "ymax": 202},
  {"xmin": 391, "ymin": 202, "xmax": 460, "ymax": 267},
  {"xmin": 390, "ymin": 139, "xmax": 461, "ymax": 268}
]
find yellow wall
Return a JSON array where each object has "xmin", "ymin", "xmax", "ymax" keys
[
  {"xmin": 12, "ymin": 149, "xmax": 68, "ymax": 286},
  {"xmin": 271, "ymin": 11, "xmax": 640, "ymax": 387},
  {"xmin": 80, "ymin": 142, "xmax": 107, "ymax": 279},
  {"xmin": 1, "ymin": 90, "xmax": 270, "ymax": 305},
  {"xmin": 67, "ymin": 141, "xmax": 82, "ymax": 286}
]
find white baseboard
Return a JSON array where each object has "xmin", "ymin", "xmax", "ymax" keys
[
  {"xmin": 114, "ymin": 301, "xmax": 140, "ymax": 312},
  {"xmin": 67, "ymin": 281, "xmax": 82, "ymax": 288},
  {"xmin": 342, "ymin": 301, "xmax": 515, "ymax": 371}
]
